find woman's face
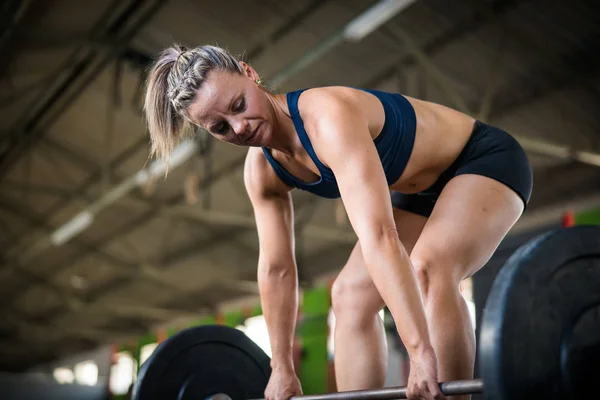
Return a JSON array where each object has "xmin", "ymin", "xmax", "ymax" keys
[{"xmin": 187, "ymin": 64, "xmax": 274, "ymax": 147}]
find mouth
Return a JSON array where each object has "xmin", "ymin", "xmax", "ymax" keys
[{"xmin": 244, "ymin": 124, "xmax": 260, "ymax": 145}]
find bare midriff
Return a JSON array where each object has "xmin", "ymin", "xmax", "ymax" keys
[{"xmin": 389, "ymin": 96, "xmax": 476, "ymax": 193}]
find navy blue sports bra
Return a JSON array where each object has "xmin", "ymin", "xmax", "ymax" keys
[{"xmin": 261, "ymin": 88, "xmax": 417, "ymax": 199}]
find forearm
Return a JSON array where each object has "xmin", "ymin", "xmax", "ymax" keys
[
  {"xmin": 257, "ymin": 262, "xmax": 299, "ymax": 371},
  {"xmin": 362, "ymin": 232, "xmax": 433, "ymax": 357}
]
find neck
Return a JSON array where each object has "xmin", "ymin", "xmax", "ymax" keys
[{"xmin": 264, "ymin": 92, "xmax": 303, "ymax": 157}]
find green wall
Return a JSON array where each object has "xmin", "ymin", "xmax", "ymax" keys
[
  {"xmin": 297, "ymin": 286, "xmax": 330, "ymax": 395},
  {"xmin": 575, "ymin": 206, "xmax": 600, "ymax": 225}
]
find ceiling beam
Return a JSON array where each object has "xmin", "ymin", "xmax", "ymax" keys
[{"xmin": 0, "ymin": 0, "xmax": 168, "ymax": 179}]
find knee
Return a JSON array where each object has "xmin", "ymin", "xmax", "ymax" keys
[
  {"xmin": 331, "ymin": 275, "xmax": 382, "ymax": 324},
  {"xmin": 331, "ymin": 277, "xmax": 366, "ymax": 317},
  {"xmin": 411, "ymin": 256, "xmax": 458, "ymax": 300}
]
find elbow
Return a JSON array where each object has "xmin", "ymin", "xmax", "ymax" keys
[
  {"xmin": 362, "ymin": 223, "xmax": 399, "ymax": 245},
  {"xmin": 257, "ymin": 262, "xmax": 297, "ymax": 296},
  {"xmin": 359, "ymin": 224, "xmax": 403, "ymax": 258},
  {"xmin": 258, "ymin": 261, "xmax": 296, "ymax": 283}
]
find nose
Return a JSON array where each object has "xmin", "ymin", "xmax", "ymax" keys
[{"xmin": 231, "ymin": 118, "xmax": 249, "ymax": 136}]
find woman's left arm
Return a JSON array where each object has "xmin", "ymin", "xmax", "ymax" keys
[{"xmin": 306, "ymin": 92, "xmax": 433, "ymax": 359}]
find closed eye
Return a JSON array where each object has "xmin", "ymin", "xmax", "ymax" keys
[
  {"xmin": 209, "ymin": 96, "xmax": 244, "ymax": 134},
  {"xmin": 211, "ymin": 121, "xmax": 229, "ymax": 134}
]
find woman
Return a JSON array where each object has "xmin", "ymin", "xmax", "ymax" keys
[{"xmin": 144, "ymin": 44, "xmax": 532, "ymax": 400}]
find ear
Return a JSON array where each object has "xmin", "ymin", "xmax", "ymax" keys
[{"xmin": 239, "ymin": 61, "xmax": 259, "ymax": 81}]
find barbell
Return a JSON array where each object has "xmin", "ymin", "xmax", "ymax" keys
[{"xmin": 131, "ymin": 226, "xmax": 600, "ymax": 400}]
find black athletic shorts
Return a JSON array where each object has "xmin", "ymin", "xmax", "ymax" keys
[{"xmin": 391, "ymin": 120, "xmax": 533, "ymax": 217}]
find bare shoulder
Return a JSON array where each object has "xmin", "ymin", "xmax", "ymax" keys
[
  {"xmin": 296, "ymin": 87, "xmax": 369, "ymax": 149},
  {"xmin": 297, "ymin": 86, "xmax": 361, "ymax": 118},
  {"xmin": 243, "ymin": 147, "xmax": 292, "ymax": 199}
]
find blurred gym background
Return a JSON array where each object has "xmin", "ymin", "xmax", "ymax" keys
[{"xmin": 0, "ymin": 0, "xmax": 599, "ymax": 399}]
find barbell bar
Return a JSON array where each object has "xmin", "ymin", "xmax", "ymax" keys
[
  {"xmin": 131, "ymin": 226, "xmax": 600, "ymax": 400},
  {"xmin": 205, "ymin": 379, "xmax": 483, "ymax": 400}
]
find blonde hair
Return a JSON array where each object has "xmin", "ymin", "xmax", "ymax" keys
[{"xmin": 144, "ymin": 44, "xmax": 244, "ymax": 160}]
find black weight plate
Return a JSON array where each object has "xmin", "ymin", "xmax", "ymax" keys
[
  {"xmin": 480, "ymin": 226, "xmax": 600, "ymax": 400},
  {"xmin": 131, "ymin": 325, "xmax": 271, "ymax": 400}
]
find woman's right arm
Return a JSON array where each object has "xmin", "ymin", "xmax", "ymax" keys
[{"xmin": 244, "ymin": 148, "xmax": 298, "ymax": 374}]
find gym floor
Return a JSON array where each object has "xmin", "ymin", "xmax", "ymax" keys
[{"xmin": 0, "ymin": 1, "xmax": 599, "ymax": 399}]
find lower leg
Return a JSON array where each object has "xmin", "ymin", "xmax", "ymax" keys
[
  {"xmin": 333, "ymin": 312, "xmax": 387, "ymax": 390},
  {"xmin": 424, "ymin": 280, "xmax": 476, "ymax": 400}
]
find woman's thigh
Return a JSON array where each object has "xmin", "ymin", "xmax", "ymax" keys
[{"xmin": 410, "ymin": 174, "xmax": 525, "ymax": 283}]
